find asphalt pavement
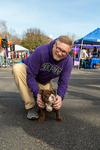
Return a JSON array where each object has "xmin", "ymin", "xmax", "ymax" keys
[{"xmin": 0, "ymin": 66, "xmax": 100, "ymax": 150}]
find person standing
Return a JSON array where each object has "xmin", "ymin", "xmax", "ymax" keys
[
  {"xmin": 77, "ymin": 46, "xmax": 81, "ymax": 60},
  {"xmin": 80, "ymin": 48, "xmax": 88, "ymax": 69},
  {"xmin": 92, "ymin": 47, "xmax": 98, "ymax": 57},
  {"xmin": 6, "ymin": 48, "xmax": 10, "ymax": 66}
]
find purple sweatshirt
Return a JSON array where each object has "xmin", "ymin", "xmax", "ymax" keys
[{"xmin": 22, "ymin": 39, "xmax": 73, "ymax": 99}]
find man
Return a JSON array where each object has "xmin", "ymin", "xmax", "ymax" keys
[
  {"xmin": 12, "ymin": 35, "xmax": 73, "ymax": 119},
  {"xmin": 92, "ymin": 47, "xmax": 98, "ymax": 57},
  {"xmin": 80, "ymin": 48, "xmax": 88, "ymax": 69}
]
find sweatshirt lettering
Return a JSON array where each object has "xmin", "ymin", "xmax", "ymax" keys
[{"xmin": 40, "ymin": 63, "xmax": 62, "ymax": 75}]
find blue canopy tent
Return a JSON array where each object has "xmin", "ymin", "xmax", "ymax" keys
[
  {"xmin": 74, "ymin": 28, "xmax": 100, "ymax": 68},
  {"xmin": 74, "ymin": 28, "xmax": 100, "ymax": 45}
]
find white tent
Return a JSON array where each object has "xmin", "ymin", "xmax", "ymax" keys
[{"xmin": 8, "ymin": 45, "xmax": 28, "ymax": 52}]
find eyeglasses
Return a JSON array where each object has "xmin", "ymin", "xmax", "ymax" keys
[{"xmin": 56, "ymin": 44, "xmax": 68, "ymax": 56}]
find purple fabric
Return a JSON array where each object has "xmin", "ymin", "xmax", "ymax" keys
[
  {"xmin": 6, "ymin": 48, "xmax": 8, "ymax": 57},
  {"xmin": 22, "ymin": 39, "xmax": 73, "ymax": 99}
]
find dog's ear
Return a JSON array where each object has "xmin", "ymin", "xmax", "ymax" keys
[
  {"xmin": 52, "ymin": 90, "xmax": 56, "ymax": 95},
  {"xmin": 39, "ymin": 90, "xmax": 44, "ymax": 95}
]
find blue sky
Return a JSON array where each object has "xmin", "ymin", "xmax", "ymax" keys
[{"xmin": 0, "ymin": 0, "xmax": 100, "ymax": 39}]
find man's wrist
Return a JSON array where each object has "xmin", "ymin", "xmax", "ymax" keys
[
  {"xmin": 37, "ymin": 93, "xmax": 41, "ymax": 97},
  {"xmin": 57, "ymin": 95, "xmax": 62, "ymax": 101}
]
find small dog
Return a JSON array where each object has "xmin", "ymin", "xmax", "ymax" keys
[{"xmin": 38, "ymin": 89, "xmax": 62, "ymax": 122}]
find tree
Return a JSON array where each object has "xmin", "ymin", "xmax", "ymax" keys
[
  {"xmin": 0, "ymin": 20, "xmax": 53, "ymax": 49},
  {"xmin": 66, "ymin": 32, "xmax": 77, "ymax": 40},
  {"xmin": 21, "ymin": 28, "xmax": 52, "ymax": 49},
  {"xmin": 0, "ymin": 20, "xmax": 21, "ymax": 45},
  {"xmin": 7, "ymin": 28, "xmax": 21, "ymax": 45},
  {"xmin": 0, "ymin": 20, "xmax": 7, "ymax": 38}
]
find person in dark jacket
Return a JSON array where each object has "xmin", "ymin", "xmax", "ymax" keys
[
  {"xmin": 6, "ymin": 48, "xmax": 10, "ymax": 66},
  {"xmin": 93, "ymin": 47, "xmax": 98, "ymax": 56},
  {"xmin": 12, "ymin": 35, "xmax": 73, "ymax": 119}
]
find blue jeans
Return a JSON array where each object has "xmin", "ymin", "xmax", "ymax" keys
[
  {"xmin": 80, "ymin": 59, "xmax": 86, "ymax": 68},
  {"xmin": 0, "ymin": 56, "xmax": 4, "ymax": 65},
  {"xmin": 6, "ymin": 57, "xmax": 10, "ymax": 65}
]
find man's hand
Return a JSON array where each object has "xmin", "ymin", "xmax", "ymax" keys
[
  {"xmin": 53, "ymin": 95, "xmax": 62, "ymax": 110},
  {"xmin": 37, "ymin": 93, "xmax": 45, "ymax": 109}
]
